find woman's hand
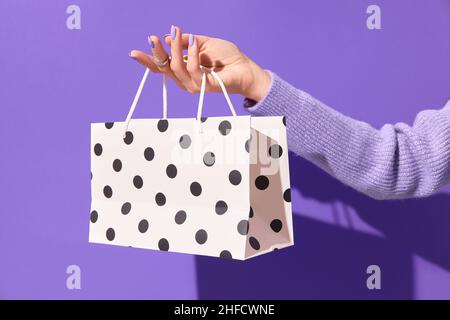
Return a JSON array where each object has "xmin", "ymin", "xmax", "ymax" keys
[{"xmin": 129, "ymin": 25, "xmax": 271, "ymax": 102}]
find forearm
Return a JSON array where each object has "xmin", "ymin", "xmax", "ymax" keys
[{"xmin": 245, "ymin": 71, "xmax": 450, "ymax": 199}]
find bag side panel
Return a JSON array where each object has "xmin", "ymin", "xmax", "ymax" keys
[{"xmin": 244, "ymin": 116, "xmax": 293, "ymax": 259}]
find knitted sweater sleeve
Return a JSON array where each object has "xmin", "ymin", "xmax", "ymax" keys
[{"xmin": 245, "ymin": 71, "xmax": 450, "ymax": 200}]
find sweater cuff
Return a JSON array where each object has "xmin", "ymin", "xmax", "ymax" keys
[{"xmin": 243, "ymin": 70, "xmax": 302, "ymax": 117}]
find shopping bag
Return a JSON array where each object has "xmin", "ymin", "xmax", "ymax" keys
[{"xmin": 89, "ymin": 68, "xmax": 293, "ymax": 260}]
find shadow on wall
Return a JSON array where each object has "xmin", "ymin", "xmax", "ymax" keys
[{"xmin": 195, "ymin": 151, "xmax": 450, "ymax": 299}]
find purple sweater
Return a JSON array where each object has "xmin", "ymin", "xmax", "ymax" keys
[{"xmin": 245, "ymin": 71, "xmax": 450, "ymax": 200}]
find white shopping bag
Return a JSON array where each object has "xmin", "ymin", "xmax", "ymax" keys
[{"xmin": 89, "ymin": 68, "xmax": 293, "ymax": 260}]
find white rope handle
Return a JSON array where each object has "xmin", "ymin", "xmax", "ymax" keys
[
  {"xmin": 122, "ymin": 63, "xmax": 236, "ymax": 137},
  {"xmin": 122, "ymin": 69, "xmax": 168, "ymax": 137},
  {"xmin": 196, "ymin": 66, "xmax": 237, "ymax": 121}
]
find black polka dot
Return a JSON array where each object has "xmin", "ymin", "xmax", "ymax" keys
[
  {"xmin": 190, "ymin": 182, "xmax": 202, "ymax": 196},
  {"xmin": 249, "ymin": 237, "xmax": 260, "ymax": 250},
  {"xmin": 166, "ymin": 164, "xmax": 177, "ymax": 178},
  {"xmin": 218, "ymin": 120, "xmax": 232, "ymax": 135},
  {"xmin": 255, "ymin": 175, "xmax": 269, "ymax": 190},
  {"xmin": 195, "ymin": 229, "xmax": 208, "ymax": 244},
  {"xmin": 282, "ymin": 116, "xmax": 286, "ymax": 126},
  {"xmin": 268, "ymin": 144, "xmax": 283, "ymax": 159},
  {"xmin": 215, "ymin": 200, "xmax": 228, "ymax": 215},
  {"xmin": 144, "ymin": 147, "xmax": 155, "ymax": 161},
  {"xmin": 219, "ymin": 250, "xmax": 232, "ymax": 259},
  {"xmin": 90, "ymin": 210, "xmax": 98, "ymax": 223},
  {"xmin": 203, "ymin": 152, "xmax": 215, "ymax": 167},
  {"xmin": 112, "ymin": 159, "xmax": 122, "ymax": 172},
  {"xmin": 106, "ymin": 228, "xmax": 115, "ymax": 241},
  {"xmin": 138, "ymin": 219, "xmax": 149, "ymax": 233},
  {"xmin": 158, "ymin": 238, "xmax": 169, "ymax": 251},
  {"xmin": 249, "ymin": 207, "xmax": 254, "ymax": 218},
  {"xmin": 157, "ymin": 119, "xmax": 169, "ymax": 132},
  {"xmin": 229, "ymin": 170, "xmax": 242, "ymax": 186},
  {"xmin": 283, "ymin": 188, "xmax": 291, "ymax": 202},
  {"xmin": 123, "ymin": 131, "xmax": 133, "ymax": 145},
  {"xmin": 201, "ymin": 117, "xmax": 208, "ymax": 123},
  {"xmin": 174, "ymin": 210, "xmax": 187, "ymax": 225},
  {"xmin": 121, "ymin": 202, "xmax": 131, "ymax": 215},
  {"xmin": 103, "ymin": 185, "xmax": 113, "ymax": 198},
  {"xmin": 91, "ymin": 172, "xmax": 93, "ymax": 180},
  {"xmin": 245, "ymin": 139, "xmax": 251, "ymax": 153},
  {"xmin": 179, "ymin": 134, "xmax": 191, "ymax": 149},
  {"xmin": 94, "ymin": 143, "xmax": 103, "ymax": 156},
  {"xmin": 105, "ymin": 122, "xmax": 114, "ymax": 129},
  {"xmin": 237, "ymin": 220, "xmax": 249, "ymax": 235},
  {"xmin": 270, "ymin": 219, "xmax": 283, "ymax": 233},
  {"xmin": 133, "ymin": 175, "xmax": 143, "ymax": 189},
  {"xmin": 155, "ymin": 192, "xmax": 166, "ymax": 206}
]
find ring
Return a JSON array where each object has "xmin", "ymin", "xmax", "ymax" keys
[{"xmin": 153, "ymin": 56, "xmax": 170, "ymax": 67}]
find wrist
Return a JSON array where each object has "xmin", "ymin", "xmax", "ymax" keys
[{"xmin": 242, "ymin": 61, "xmax": 271, "ymax": 102}]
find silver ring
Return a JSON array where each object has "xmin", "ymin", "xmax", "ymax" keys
[{"xmin": 153, "ymin": 56, "xmax": 170, "ymax": 67}]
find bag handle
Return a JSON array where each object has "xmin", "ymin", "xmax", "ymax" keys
[
  {"xmin": 196, "ymin": 65, "xmax": 237, "ymax": 121},
  {"xmin": 123, "ymin": 69, "xmax": 168, "ymax": 137},
  {"xmin": 122, "ymin": 63, "xmax": 236, "ymax": 137}
]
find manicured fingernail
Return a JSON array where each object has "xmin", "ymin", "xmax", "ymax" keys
[
  {"xmin": 148, "ymin": 36, "xmax": 155, "ymax": 49},
  {"xmin": 189, "ymin": 33, "xmax": 195, "ymax": 47},
  {"xmin": 128, "ymin": 52, "xmax": 137, "ymax": 60},
  {"xmin": 170, "ymin": 25, "xmax": 176, "ymax": 40}
]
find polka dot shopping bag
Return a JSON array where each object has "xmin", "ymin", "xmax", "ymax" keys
[{"xmin": 89, "ymin": 68, "xmax": 293, "ymax": 260}]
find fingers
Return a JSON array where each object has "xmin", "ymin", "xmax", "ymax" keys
[
  {"xmin": 168, "ymin": 31, "xmax": 217, "ymax": 93},
  {"xmin": 168, "ymin": 25, "xmax": 192, "ymax": 90},
  {"xmin": 148, "ymin": 35, "xmax": 185, "ymax": 88},
  {"xmin": 186, "ymin": 34, "xmax": 203, "ymax": 92},
  {"xmin": 129, "ymin": 26, "xmax": 211, "ymax": 93},
  {"xmin": 128, "ymin": 50, "xmax": 160, "ymax": 73},
  {"xmin": 148, "ymin": 35, "xmax": 170, "ymax": 73},
  {"xmin": 165, "ymin": 33, "xmax": 210, "ymax": 50}
]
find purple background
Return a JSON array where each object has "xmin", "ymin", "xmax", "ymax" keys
[{"xmin": 1, "ymin": 0, "xmax": 449, "ymax": 299}]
